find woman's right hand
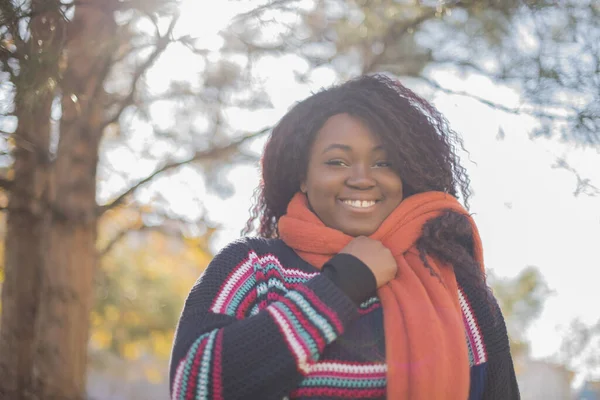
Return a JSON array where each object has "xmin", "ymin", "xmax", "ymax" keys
[{"xmin": 339, "ymin": 236, "xmax": 398, "ymax": 288}]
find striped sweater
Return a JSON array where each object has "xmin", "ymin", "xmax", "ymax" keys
[{"xmin": 169, "ymin": 237, "xmax": 519, "ymax": 399}]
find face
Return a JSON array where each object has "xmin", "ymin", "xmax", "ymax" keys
[{"xmin": 301, "ymin": 113, "xmax": 404, "ymax": 237}]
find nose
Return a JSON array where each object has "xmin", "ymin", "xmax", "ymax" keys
[{"xmin": 346, "ymin": 163, "xmax": 376, "ymax": 189}]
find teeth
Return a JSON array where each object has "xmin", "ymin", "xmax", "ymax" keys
[{"xmin": 343, "ymin": 200, "xmax": 376, "ymax": 208}]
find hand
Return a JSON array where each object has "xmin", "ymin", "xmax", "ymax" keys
[{"xmin": 339, "ymin": 236, "xmax": 397, "ymax": 288}]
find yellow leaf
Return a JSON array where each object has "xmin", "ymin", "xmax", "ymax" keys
[
  {"xmin": 144, "ymin": 365, "xmax": 163, "ymax": 384},
  {"xmin": 122, "ymin": 342, "xmax": 140, "ymax": 361},
  {"xmin": 91, "ymin": 329, "xmax": 112, "ymax": 349}
]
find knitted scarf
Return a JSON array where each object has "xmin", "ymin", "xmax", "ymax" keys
[{"xmin": 278, "ymin": 191, "xmax": 486, "ymax": 399}]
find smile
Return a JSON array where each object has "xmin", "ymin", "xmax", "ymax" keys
[{"xmin": 339, "ymin": 199, "xmax": 379, "ymax": 209}]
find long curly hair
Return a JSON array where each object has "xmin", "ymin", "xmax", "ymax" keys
[{"xmin": 244, "ymin": 74, "xmax": 487, "ymax": 289}]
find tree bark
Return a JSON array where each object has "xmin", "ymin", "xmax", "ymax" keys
[
  {"xmin": 0, "ymin": 3, "xmax": 60, "ymax": 399},
  {"xmin": 31, "ymin": 3, "xmax": 116, "ymax": 399}
]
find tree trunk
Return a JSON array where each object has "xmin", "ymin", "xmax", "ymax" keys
[
  {"xmin": 0, "ymin": 87, "xmax": 53, "ymax": 400},
  {"xmin": 0, "ymin": 4, "xmax": 61, "ymax": 399},
  {"xmin": 32, "ymin": 3, "xmax": 115, "ymax": 399},
  {"xmin": 0, "ymin": 1, "xmax": 115, "ymax": 399}
]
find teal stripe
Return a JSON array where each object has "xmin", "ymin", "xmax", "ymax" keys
[
  {"xmin": 225, "ymin": 277, "xmax": 256, "ymax": 315},
  {"xmin": 261, "ymin": 263, "xmax": 314, "ymax": 284},
  {"xmin": 359, "ymin": 296, "xmax": 380, "ymax": 308},
  {"xmin": 256, "ymin": 282, "xmax": 268, "ymax": 296},
  {"xmin": 196, "ymin": 330, "xmax": 218, "ymax": 400},
  {"xmin": 300, "ymin": 376, "xmax": 386, "ymax": 388},
  {"xmin": 272, "ymin": 302, "xmax": 319, "ymax": 358},
  {"xmin": 178, "ymin": 332, "xmax": 212, "ymax": 400},
  {"xmin": 287, "ymin": 291, "xmax": 337, "ymax": 342},
  {"xmin": 267, "ymin": 277, "xmax": 288, "ymax": 291}
]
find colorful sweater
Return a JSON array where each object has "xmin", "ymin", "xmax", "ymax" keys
[{"xmin": 169, "ymin": 238, "xmax": 519, "ymax": 400}]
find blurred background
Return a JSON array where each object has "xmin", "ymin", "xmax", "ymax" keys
[{"xmin": 0, "ymin": 0, "xmax": 599, "ymax": 399}]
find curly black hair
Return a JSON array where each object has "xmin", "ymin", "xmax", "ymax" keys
[{"xmin": 244, "ymin": 74, "xmax": 487, "ymax": 290}]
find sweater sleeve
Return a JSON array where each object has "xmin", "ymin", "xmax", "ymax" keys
[
  {"xmin": 321, "ymin": 253, "xmax": 377, "ymax": 305},
  {"xmin": 169, "ymin": 240, "xmax": 359, "ymax": 400},
  {"xmin": 482, "ymin": 294, "xmax": 521, "ymax": 400}
]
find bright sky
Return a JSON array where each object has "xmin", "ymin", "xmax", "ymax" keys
[{"xmin": 106, "ymin": 0, "xmax": 600, "ymax": 378}]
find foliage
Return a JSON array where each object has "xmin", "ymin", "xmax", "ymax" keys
[
  {"xmin": 89, "ymin": 205, "xmax": 214, "ymax": 382},
  {"xmin": 559, "ymin": 318, "xmax": 600, "ymax": 380},
  {"xmin": 223, "ymin": 0, "xmax": 599, "ymax": 147},
  {"xmin": 488, "ymin": 266, "xmax": 551, "ymax": 357}
]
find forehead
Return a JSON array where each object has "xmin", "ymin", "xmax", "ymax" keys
[{"xmin": 312, "ymin": 113, "xmax": 382, "ymax": 148}]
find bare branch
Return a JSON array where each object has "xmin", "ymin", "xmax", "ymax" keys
[
  {"xmin": 98, "ymin": 128, "xmax": 268, "ymax": 215},
  {"xmin": 98, "ymin": 223, "xmax": 179, "ymax": 259},
  {"xmin": 552, "ymin": 158, "xmax": 599, "ymax": 197},
  {"xmin": 416, "ymin": 75, "xmax": 575, "ymax": 121},
  {"xmin": 102, "ymin": 12, "xmax": 179, "ymax": 128},
  {"xmin": 232, "ymin": 0, "xmax": 300, "ymax": 21}
]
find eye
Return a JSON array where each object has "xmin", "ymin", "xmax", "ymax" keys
[
  {"xmin": 373, "ymin": 161, "xmax": 391, "ymax": 168},
  {"xmin": 325, "ymin": 159, "xmax": 348, "ymax": 167}
]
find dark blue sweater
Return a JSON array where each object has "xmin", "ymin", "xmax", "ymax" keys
[{"xmin": 169, "ymin": 237, "xmax": 520, "ymax": 399}]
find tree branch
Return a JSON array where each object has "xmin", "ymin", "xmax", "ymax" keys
[
  {"xmin": 98, "ymin": 223, "xmax": 180, "ymax": 259},
  {"xmin": 97, "ymin": 128, "xmax": 268, "ymax": 215},
  {"xmin": 102, "ymin": 12, "xmax": 179, "ymax": 129},
  {"xmin": 552, "ymin": 158, "xmax": 599, "ymax": 197},
  {"xmin": 232, "ymin": 0, "xmax": 300, "ymax": 21},
  {"xmin": 415, "ymin": 75, "xmax": 575, "ymax": 121}
]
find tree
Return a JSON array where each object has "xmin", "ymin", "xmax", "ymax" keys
[
  {"xmin": 558, "ymin": 318, "xmax": 600, "ymax": 381},
  {"xmin": 0, "ymin": 1, "xmax": 261, "ymax": 399},
  {"xmin": 488, "ymin": 266, "xmax": 551, "ymax": 359}
]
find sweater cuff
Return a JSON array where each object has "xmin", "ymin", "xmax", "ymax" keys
[{"xmin": 321, "ymin": 253, "xmax": 377, "ymax": 306}]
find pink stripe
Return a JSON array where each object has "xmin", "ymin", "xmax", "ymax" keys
[
  {"xmin": 211, "ymin": 330, "xmax": 224, "ymax": 400},
  {"xmin": 185, "ymin": 338, "xmax": 209, "ymax": 400},
  {"xmin": 279, "ymin": 297, "xmax": 326, "ymax": 350},
  {"xmin": 462, "ymin": 312, "xmax": 481, "ymax": 364},
  {"xmin": 292, "ymin": 387, "xmax": 386, "ymax": 398},
  {"xmin": 236, "ymin": 289, "xmax": 257, "ymax": 319},
  {"xmin": 460, "ymin": 289, "xmax": 487, "ymax": 363},
  {"xmin": 305, "ymin": 370, "xmax": 386, "ymax": 379},
  {"xmin": 358, "ymin": 302, "xmax": 381, "ymax": 315},
  {"xmin": 294, "ymin": 285, "xmax": 344, "ymax": 333},
  {"xmin": 172, "ymin": 360, "xmax": 185, "ymax": 400},
  {"xmin": 210, "ymin": 254, "xmax": 253, "ymax": 311},
  {"xmin": 220, "ymin": 271, "xmax": 254, "ymax": 312},
  {"xmin": 269, "ymin": 306, "xmax": 312, "ymax": 364}
]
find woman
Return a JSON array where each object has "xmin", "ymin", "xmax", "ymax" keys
[{"xmin": 169, "ymin": 74, "xmax": 520, "ymax": 399}]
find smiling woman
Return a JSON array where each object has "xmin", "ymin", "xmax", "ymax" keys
[{"xmin": 169, "ymin": 74, "xmax": 520, "ymax": 400}]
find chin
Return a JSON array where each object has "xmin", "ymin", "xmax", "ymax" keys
[{"xmin": 340, "ymin": 225, "xmax": 378, "ymax": 237}]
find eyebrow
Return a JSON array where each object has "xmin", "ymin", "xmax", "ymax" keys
[{"xmin": 321, "ymin": 143, "xmax": 385, "ymax": 154}]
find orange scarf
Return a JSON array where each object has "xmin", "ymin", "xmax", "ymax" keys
[{"xmin": 278, "ymin": 191, "xmax": 485, "ymax": 399}]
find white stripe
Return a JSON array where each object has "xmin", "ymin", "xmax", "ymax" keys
[
  {"xmin": 197, "ymin": 330, "xmax": 217, "ymax": 400},
  {"xmin": 458, "ymin": 289, "xmax": 487, "ymax": 363},
  {"xmin": 211, "ymin": 253, "xmax": 256, "ymax": 313},
  {"xmin": 259, "ymin": 254, "xmax": 318, "ymax": 278},
  {"xmin": 287, "ymin": 291, "xmax": 336, "ymax": 342},
  {"xmin": 307, "ymin": 362, "xmax": 387, "ymax": 374},
  {"xmin": 267, "ymin": 306, "xmax": 311, "ymax": 374},
  {"xmin": 172, "ymin": 359, "xmax": 186, "ymax": 400}
]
